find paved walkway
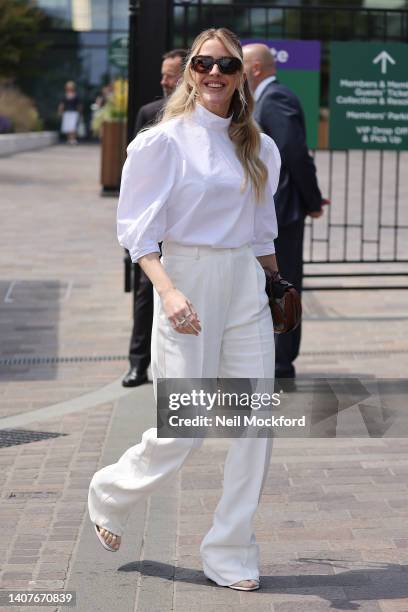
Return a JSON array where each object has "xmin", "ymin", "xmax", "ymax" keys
[{"xmin": 0, "ymin": 144, "xmax": 407, "ymax": 612}]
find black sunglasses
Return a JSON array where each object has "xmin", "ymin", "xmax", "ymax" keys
[{"xmin": 191, "ymin": 55, "xmax": 242, "ymax": 75}]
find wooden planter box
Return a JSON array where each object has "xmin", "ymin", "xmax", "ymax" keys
[{"xmin": 100, "ymin": 120, "xmax": 127, "ymax": 194}]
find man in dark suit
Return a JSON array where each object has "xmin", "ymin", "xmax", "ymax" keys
[
  {"xmin": 243, "ymin": 43, "xmax": 327, "ymax": 379},
  {"xmin": 122, "ymin": 48, "xmax": 188, "ymax": 387}
]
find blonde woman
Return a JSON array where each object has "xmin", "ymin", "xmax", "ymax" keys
[
  {"xmin": 58, "ymin": 81, "xmax": 81, "ymax": 144},
  {"xmin": 88, "ymin": 27, "xmax": 281, "ymax": 592}
]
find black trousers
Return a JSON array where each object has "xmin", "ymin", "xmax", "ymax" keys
[
  {"xmin": 129, "ymin": 264, "xmax": 153, "ymax": 372},
  {"xmin": 274, "ymin": 218, "xmax": 305, "ymax": 377}
]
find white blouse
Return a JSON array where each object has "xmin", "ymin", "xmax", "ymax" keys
[{"xmin": 117, "ymin": 102, "xmax": 280, "ymax": 262}]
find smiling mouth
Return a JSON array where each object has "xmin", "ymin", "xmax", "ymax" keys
[{"xmin": 204, "ymin": 82, "xmax": 225, "ymax": 89}]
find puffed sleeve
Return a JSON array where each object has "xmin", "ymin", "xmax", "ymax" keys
[
  {"xmin": 252, "ymin": 133, "xmax": 281, "ymax": 256},
  {"xmin": 116, "ymin": 127, "xmax": 178, "ymax": 262}
]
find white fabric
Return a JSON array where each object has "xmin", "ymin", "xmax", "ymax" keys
[
  {"xmin": 88, "ymin": 242, "xmax": 275, "ymax": 586},
  {"xmin": 61, "ymin": 111, "xmax": 79, "ymax": 134},
  {"xmin": 116, "ymin": 102, "xmax": 280, "ymax": 262},
  {"xmin": 253, "ymin": 75, "xmax": 277, "ymax": 102}
]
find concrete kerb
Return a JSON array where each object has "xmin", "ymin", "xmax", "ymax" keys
[
  {"xmin": 0, "ymin": 131, "xmax": 58, "ymax": 157},
  {"xmin": 0, "ymin": 377, "xmax": 136, "ymax": 430}
]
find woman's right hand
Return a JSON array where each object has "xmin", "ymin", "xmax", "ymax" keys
[
  {"xmin": 160, "ymin": 288, "xmax": 201, "ymax": 336},
  {"xmin": 137, "ymin": 252, "xmax": 201, "ymax": 336}
]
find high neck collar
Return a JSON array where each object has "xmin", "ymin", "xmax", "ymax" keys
[{"xmin": 190, "ymin": 102, "xmax": 233, "ymax": 131}]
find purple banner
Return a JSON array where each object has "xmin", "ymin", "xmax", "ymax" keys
[{"xmin": 240, "ymin": 39, "xmax": 321, "ymax": 71}]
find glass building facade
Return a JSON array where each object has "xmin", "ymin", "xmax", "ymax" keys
[
  {"xmin": 28, "ymin": 0, "xmax": 408, "ymax": 130},
  {"xmin": 39, "ymin": 1, "xmax": 128, "ymax": 85},
  {"xmin": 26, "ymin": 0, "xmax": 129, "ymax": 130}
]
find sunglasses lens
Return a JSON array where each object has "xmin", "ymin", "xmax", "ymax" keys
[
  {"xmin": 219, "ymin": 58, "xmax": 241, "ymax": 74},
  {"xmin": 192, "ymin": 57, "xmax": 213, "ymax": 73}
]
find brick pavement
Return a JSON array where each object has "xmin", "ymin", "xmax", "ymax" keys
[
  {"xmin": 0, "ymin": 144, "xmax": 131, "ymax": 418},
  {"xmin": 0, "ymin": 144, "xmax": 407, "ymax": 612}
]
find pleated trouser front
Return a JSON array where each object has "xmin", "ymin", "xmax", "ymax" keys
[{"xmin": 88, "ymin": 242, "xmax": 275, "ymax": 586}]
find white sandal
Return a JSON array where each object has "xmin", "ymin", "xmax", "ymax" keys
[
  {"xmin": 94, "ymin": 524, "xmax": 120, "ymax": 552},
  {"xmin": 228, "ymin": 579, "xmax": 260, "ymax": 591}
]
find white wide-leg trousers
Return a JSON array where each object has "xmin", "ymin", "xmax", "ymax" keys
[{"xmin": 88, "ymin": 242, "xmax": 275, "ymax": 586}]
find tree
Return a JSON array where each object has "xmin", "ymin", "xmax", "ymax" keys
[{"xmin": 0, "ymin": 0, "xmax": 51, "ymax": 81}]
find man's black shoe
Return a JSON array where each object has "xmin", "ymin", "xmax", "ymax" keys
[
  {"xmin": 275, "ymin": 365, "xmax": 296, "ymax": 379},
  {"xmin": 122, "ymin": 367, "xmax": 148, "ymax": 388},
  {"xmin": 276, "ymin": 378, "xmax": 297, "ymax": 394}
]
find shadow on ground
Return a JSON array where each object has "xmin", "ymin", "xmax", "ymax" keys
[
  {"xmin": 0, "ymin": 279, "xmax": 63, "ymax": 381},
  {"xmin": 119, "ymin": 558, "xmax": 408, "ymax": 609}
]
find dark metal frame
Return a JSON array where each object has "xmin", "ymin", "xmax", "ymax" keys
[
  {"xmin": 127, "ymin": 0, "xmax": 173, "ymax": 143},
  {"xmin": 302, "ymin": 148, "xmax": 407, "ymax": 289},
  {"xmin": 172, "ymin": 2, "xmax": 408, "ymax": 46}
]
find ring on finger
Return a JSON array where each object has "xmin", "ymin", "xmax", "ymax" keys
[
  {"xmin": 176, "ymin": 317, "xmax": 188, "ymax": 326},
  {"xmin": 178, "ymin": 312, "xmax": 193, "ymax": 323}
]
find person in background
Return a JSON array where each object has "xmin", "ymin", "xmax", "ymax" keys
[
  {"xmin": 58, "ymin": 81, "xmax": 82, "ymax": 145},
  {"xmin": 122, "ymin": 48, "xmax": 188, "ymax": 387},
  {"xmin": 243, "ymin": 43, "xmax": 329, "ymax": 379},
  {"xmin": 91, "ymin": 83, "xmax": 114, "ymax": 118}
]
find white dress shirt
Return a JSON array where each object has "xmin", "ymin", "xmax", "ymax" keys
[
  {"xmin": 253, "ymin": 75, "xmax": 277, "ymax": 102},
  {"xmin": 117, "ymin": 102, "xmax": 281, "ymax": 262}
]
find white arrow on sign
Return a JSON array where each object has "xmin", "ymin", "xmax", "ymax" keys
[{"xmin": 372, "ymin": 50, "xmax": 396, "ymax": 74}]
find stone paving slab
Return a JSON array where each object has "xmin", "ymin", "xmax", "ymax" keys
[
  {"xmin": 175, "ymin": 437, "xmax": 408, "ymax": 612},
  {"xmin": 0, "ymin": 145, "xmax": 407, "ymax": 612},
  {"xmin": 0, "ymin": 145, "xmax": 132, "ymax": 419},
  {"xmin": 3, "ymin": 388, "xmax": 407, "ymax": 611}
]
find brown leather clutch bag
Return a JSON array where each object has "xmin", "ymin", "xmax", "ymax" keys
[{"xmin": 264, "ymin": 270, "xmax": 302, "ymax": 334}]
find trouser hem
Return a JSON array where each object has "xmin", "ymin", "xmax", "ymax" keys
[{"xmin": 202, "ymin": 560, "xmax": 259, "ymax": 586}]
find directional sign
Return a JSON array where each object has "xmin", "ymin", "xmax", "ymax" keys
[
  {"xmin": 108, "ymin": 36, "xmax": 128, "ymax": 70},
  {"xmin": 241, "ymin": 39, "xmax": 321, "ymax": 149},
  {"xmin": 372, "ymin": 50, "xmax": 396, "ymax": 75},
  {"xmin": 329, "ymin": 42, "xmax": 408, "ymax": 150}
]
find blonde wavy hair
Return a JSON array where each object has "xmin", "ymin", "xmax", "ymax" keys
[{"xmin": 157, "ymin": 28, "xmax": 268, "ymax": 203}]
